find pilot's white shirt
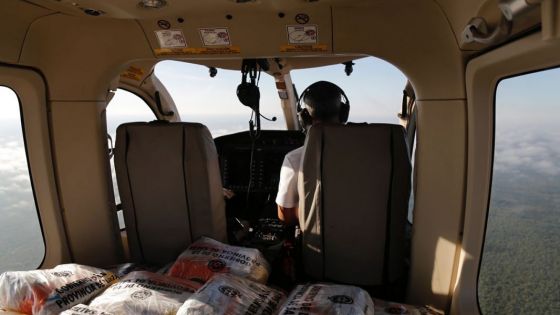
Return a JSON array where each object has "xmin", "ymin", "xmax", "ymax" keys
[{"xmin": 275, "ymin": 146, "xmax": 304, "ymax": 208}]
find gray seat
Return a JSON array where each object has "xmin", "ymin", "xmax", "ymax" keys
[
  {"xmin": 298, "ymin": 123, "xmax": 411, "ymax": 286},
  {"xmin": 115, "ymin": 122, "xmax": 227, "ymax": 265}
]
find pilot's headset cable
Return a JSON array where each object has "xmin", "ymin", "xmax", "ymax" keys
[
  {"xmin": 237, "ymin": 59, "xmax": 262, "ymax": 139},
  {"xmin": 236, "ymin": 59, "xmax": 270, "ymax": 227}
]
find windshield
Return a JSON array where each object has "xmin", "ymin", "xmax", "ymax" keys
[{"xmin": 155, "ymin": 56, "xmax": 406, "ymax": 137}]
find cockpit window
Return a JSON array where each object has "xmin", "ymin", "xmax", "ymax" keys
[
  {"xmin": 155, "ymin": 57, "xmax": 406, "ymax": 137},
  {"xmin": 478, "ymin": 66, "xmax": 560, "ymax": 314},
  {"xmin": 0, "ymin": 86, "xmax": 44, "ymax": 273},
  {"xmin": 155, "ymin": 61, "xmax": 286, "ymax": 137},
  {"xmin": 290, "ymin": 56, "xmax": 407, "ymax": 124}
]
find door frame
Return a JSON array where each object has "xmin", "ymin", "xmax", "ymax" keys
[{"xmin": 451, "ymin": 32, "xmax": 560, "ymax": 314}]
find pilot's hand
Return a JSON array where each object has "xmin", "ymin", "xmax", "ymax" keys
[
  {"xmin": 278, "ymin": 205, "xmax": 298, "ymax": 226},
  {"xmin": 223, "ymin": 188, "xmax": 235, "ymax": 200}
]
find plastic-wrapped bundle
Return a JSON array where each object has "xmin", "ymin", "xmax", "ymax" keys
[
  {"xmin": 0, "ymin": 264, "xmax": 118, "ymax": 315},
  {"xmin": 89, "ymin": 271, "xmax": 201, "ymax": 315},
  {"xmin": 177, "ymin": 274, "xmax": 286, "ymax": 315},
  {"xmin": 278, "ymin": 283, "xmax": 375, "ymax": 315},
  {"xmin": 373, "ymin": 299, "xmax": 443, "ymax": 315},
  {"xmin": 167, "ymin": 237, "xmax": 270, "ymax": 284},
  {"xmin": 60, "ymin": 304, "xmax": 113, "ymax": 315}
]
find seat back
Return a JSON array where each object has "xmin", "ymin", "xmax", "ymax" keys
[
  {"xmin": 298, "ymin": 123, "xmax": 411, "ymax": 286},
  {"xmin": 115, "ymin": 122, "xmax": 227, "ymax": 265}
]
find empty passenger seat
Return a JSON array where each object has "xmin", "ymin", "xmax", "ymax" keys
[
  {"xmin": 299, "ymin": 123, "xmax": 411, "ymax": 286},
  {"xmin": 115, "ymin": 122, "xmax": 227, "ymax": 265}
]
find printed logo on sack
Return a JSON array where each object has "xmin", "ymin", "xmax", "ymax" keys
[
  {"xmin": 219, "ymin": 285, "xmax": 241, "ymax": 298},
  {"xmin": 131, "ymin": 290, "xmax": 153, "ymax": 300},
  {"xmin": 207, "ymin": 259, "xmax": 226, "ymax": 272},
  {"xmin": 328, "ymin": 295, "xmax": 354, "ymax": 304},
  {"xmin": 52, "ymin": 271, "xmax": 73, "ymax": 277},
  {"xmin": 385, "ymin": 305, "xmax": 409, "ymax": 314}
]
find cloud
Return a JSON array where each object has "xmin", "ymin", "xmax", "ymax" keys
[
  {"xmin": 0, "ymin": 136, "xmax": 36, "ymax": 215},
  {"xmin": 0, "ymin": 142, "xmax": 29, "ymax": 172},
  {"xmin": 494, "ymin": 126, "xmax": 560, "ymax": 176}
]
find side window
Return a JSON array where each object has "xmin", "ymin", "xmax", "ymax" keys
[
  {"xmin": 155, "ymin": 61, "xmax": 287, "ymax": 137},
  {"xmin": 0, "ymin": 86, "xmax": 44, "ymax": 273},
  {"xmin": 106, "ymin": 89, "xmax": 156, "ymax": 228},
  {"xmin": 478, "ymin": 67, "xmax": 560, "ymax": 314}
]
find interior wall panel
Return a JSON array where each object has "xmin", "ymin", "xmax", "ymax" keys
[
  {"xmin": 408, "ymin": 99, "xmax": 467, "ymax": 311},
  {"xmin": 50, "ymin": 100, "xmax": 123, "ymax": 266}
]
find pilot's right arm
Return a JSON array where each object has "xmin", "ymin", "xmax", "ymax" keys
[{"xmin": 276, "ymin": 149, "xmax": 301, "ymax": 226}]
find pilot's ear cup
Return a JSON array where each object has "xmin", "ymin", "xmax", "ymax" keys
[
  {"xmin": 298, "ymin": 108, "xmax": 313, "ymax": 129},
  {"xmin": 339, "ymin": 102, "xmax": 350, "ymax": 123}
]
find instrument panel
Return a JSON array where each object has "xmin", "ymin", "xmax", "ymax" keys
[{"xmin": 214, "ymin": 130, "xmax": 305, "ymax": 193}]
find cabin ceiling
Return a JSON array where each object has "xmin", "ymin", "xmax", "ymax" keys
[
  {"xmin": 25, "ymin": 0, "xmax": 489, "ymax": 23},
  {"xmin": 23, "ymin": 0, "xmax": 503, "ymax": 49},
  {"xmin": 26, "ymin": 0, "xmax": 374, "ymax": 18},
  {"xmin": 4, "ymin": 0, "xmax": 542, "ymax": 101}
]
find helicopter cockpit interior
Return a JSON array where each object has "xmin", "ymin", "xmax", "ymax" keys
[{"xmin": 1, "ymin": 0, "xmax": 559, "ymax": 314}]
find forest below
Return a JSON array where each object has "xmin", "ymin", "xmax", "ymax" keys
[{"xmin": 478, "ymin": 168, "xmax": 560, "ymax": 314}]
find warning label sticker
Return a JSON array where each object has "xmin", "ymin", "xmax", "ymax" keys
[
  {"xmin": 286, "ymin": 25, "xmax": 318, "ymax": 44},
  {"xmin": 120, "ymin": 66, "xmax": 145, "ymax": 81},
  {"xmin": 154, "ymin": 46, "xmax": 241, "ymax": 56},
  {"xmin": 155, "ymin": 30, "xmax": 187, "ymax": 48},
  {"xmin": 199, "ymin": 28, "xmax": 231, "ymax": 46},
  {"xmin": 280, "ymin": 44, "xmax": 328, "ymax": 53}
]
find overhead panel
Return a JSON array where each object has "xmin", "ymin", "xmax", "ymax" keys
[{"xmin": 136, "ymin": 6, "xmax": 333, "ymax": 58}]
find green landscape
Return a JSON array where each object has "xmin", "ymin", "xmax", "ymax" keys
[{"xmin": 478, "ymin": 133, "xmax": 560, "ymax": 314}]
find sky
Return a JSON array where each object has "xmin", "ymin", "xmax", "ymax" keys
[
  {"xmin": 496, "ymin": 68, "xmax": 560, "ymax": 128},
  {"xmin": 152, "ymin": 56, "xmax": 407, "ymax": 130},
  {"xmin": 0, "ymin": 58, "xmax": 559, "ymax": 290}
]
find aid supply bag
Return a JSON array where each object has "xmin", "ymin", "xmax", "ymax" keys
[
  {"xmin": 373, "ymin": 299, "xmax": 443, "ymax": 315},
  {"xmin": 0, "ymin": 264, "xmax": 117, "ymax": 315},
  {"xmin": 60, "ymin": 304, "xmax": 113, "ymax": 315},
  {"xmin": 278, "ymin": 283, "xmax": 375, "ymax": 315},
  {"xmin": 167, "ymin": 237, "xmax": 270, "ymax": 284},
  {"xmin": 89, "ymin": 271, "xmax": 201, "ymax": 315},
  {"xmin": 177, "ymin": 273, "xmax": 285, "ymax": 315}
]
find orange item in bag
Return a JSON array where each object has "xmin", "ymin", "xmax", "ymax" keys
[{"xmin": 167, "ymin": 237, "xmax": 270, "ymax": 284}]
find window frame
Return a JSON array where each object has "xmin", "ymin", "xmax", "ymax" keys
[
  {"xmin": 451, "ymin": 31, "xmax": 560, "ymax": 315},
  {"xmin": 0, "ymin": 65, "xmax": 70, "ymax": 269},
  {"xmin": 476, "ymin": 64, "xmax": 560, "ymax": 315},
  {"xmin": 0, "ymin": 84, "xmax": 46, "ymax": 271}
]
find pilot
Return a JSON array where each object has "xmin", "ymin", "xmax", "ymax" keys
[{"xmin": 276, "ymin": 81, "xmax": 349, "ymax": 226}]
